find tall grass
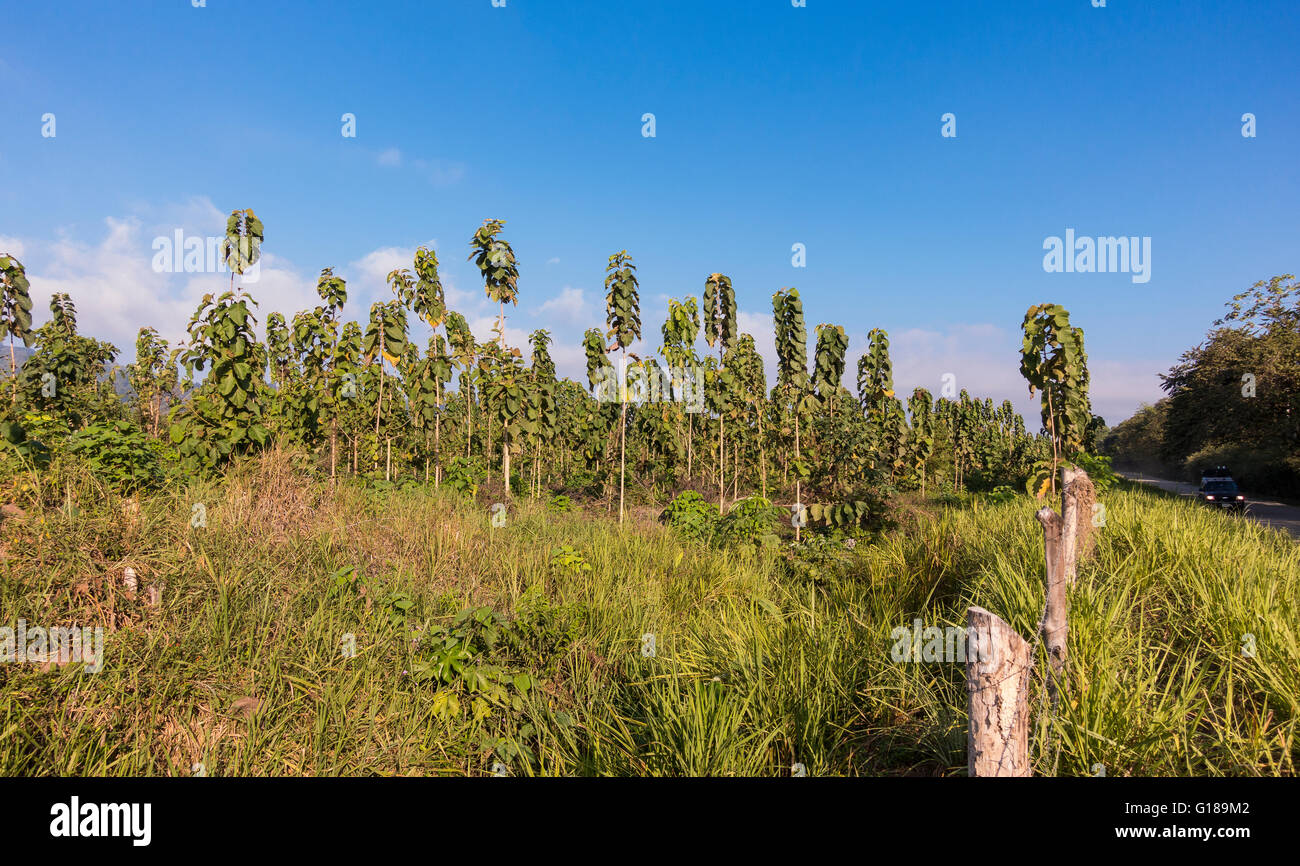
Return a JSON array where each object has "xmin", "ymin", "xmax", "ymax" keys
[{"xmin": 0, "ymin": 455, "xmax": 1295, "ymax": 776}]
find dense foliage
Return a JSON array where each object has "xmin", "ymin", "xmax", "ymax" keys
[
  {"xmin": 1103, "ymin": 275, "xmax": 1299, "ymax": 496},
  {"xmin": 0, "ymin": 220, "xmax": 1102, "ymax": 518}
]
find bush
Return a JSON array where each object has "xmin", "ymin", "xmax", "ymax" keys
[
  {"xmin": 659, "ymin": 490, "xmax": 719, "ymax": 543},
  {"xmin": 0, "ymin": 413, "xmax": 71, "ymax": 473},
  {"xmin": 717, "ymin": 496, "xmax": 782, "ymax": 549},
  {"xmin": 443, "ymin": 457, "xmax": 480, "ymax": 498},
  {"xmin": 63, "ymin": 420, "xmax": 166, "ymax": 492},
  {"xmin": 549, "ymin": 544, "xmax": 591, "ymax": 574},
  {"xmin": 1073, "ymin": 453, "xmax": 1117, "ymax": 494},
  {"xmin": 986, "ymin": 485, "xmax": 1018, "ymax": 504},
  {"xmin": 934, "ymin": 482, "xmax": 963, "ymax": 506}
]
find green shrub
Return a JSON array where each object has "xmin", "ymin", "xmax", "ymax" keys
[
  {"xmin": 1073, "ymin": 453, "xmax": 1117, "ymax": 494},
  {"xmin": 62, "ymin": 420, "xmax": 165, "ymax": 492},
  {"xmin": 717, "ymin": 495, "xmax": 781, "ymax": 548},
  {"xmin": 806, "ymin": 499, "xmax": 880, "ymax": 531},
  {"xmin": 934, "ymin": 481, "xmax": 963, "ymax": 506},
  {"xmin": 659, "ymin": 490, "xmax": 719, "ymax": 542},
  {"xmin": 987, "ymin": 485, "xmax": 1018, "ymax": 504},
  {"xmin": 549, "ymin": 544, "xmax": 591, "ymax": 574},
  {"xmin": 444, "ymin": 457, "xmax": 480, "ymax": 498}
]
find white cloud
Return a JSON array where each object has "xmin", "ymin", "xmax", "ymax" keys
[
  {"xmin": 883, "ymin": 323, "xmax": 1163, "ymax": 428},
  {"xmin": 411, "ymin": 157, "xmax": 466, "ymax": 187},
  {"xmin": 0, "ymin": 236, "xmax": 27, "ymax": 257},
  {"xmin": 346, "ymin": 246, "xmax": 416, "ymax": 301},
  {"xmin": 1087, "ymin": 358, "xmax": 1169, "ymax": 426},
  {"xmin": 341, "ymin": 240, "xmax": 474, "ymax": 311},
  {"xmin": 537, "ymin": 286, "xmax": 587, "ymax": 319},
  {"xmin": 546, "ymin": 257, "xmax": 560, "ymax": 266},
  {"xmin": 5, "ymin": 207, "xmax": 456, "ymax": 360},
  {"xmin": 372, "ymin": 149, "xmax": 464, "ymax": 185},
  {"xmin": 736, "ymin": 310, "xmax": 777, "ymax": 384},
  {"xmin": 17, "ymin": 214, "xmax": 318, "ymax": 355}
]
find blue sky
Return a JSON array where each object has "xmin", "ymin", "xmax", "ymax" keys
[{"xmin": 2, "ymin": 0, "xmax": 1297, "ymax": 425}]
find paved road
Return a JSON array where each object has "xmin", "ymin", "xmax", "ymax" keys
[{"xmin": 1120, "ymin": 472, "xmax": 1300, "ymax": 540}]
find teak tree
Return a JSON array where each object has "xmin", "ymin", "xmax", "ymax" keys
[
  {"xmin": 661, "ymin": 296, "xmax": 701, "ymax": 478},
  {"xmin": 1020, "ymin": 303, "xmax": 1091, "ymax": 494},
  {"xmin": 469, "ymin": 219, "xmax": 519, "ymax": 346},
  {"xmin": 221, "ymin": 209, "xmax": 263, "ymax": 291},
  {"xmin": 605, "ymin": 251, "xmax": 641, "ymax": 524},
  {"xmin": 773, "ymin": 287, "xmax": 811, "ymax": 537},
  {"xmin": 0, "ymin": 254, "xmax": 34, "ymax": 405},
  {"xmin": 445, "ymin": 311, "xmax": 477, "ymax": 460},
  {"xmin": 128, "ymin": 327, "xmax": 176, "ymax": 437},
  {"xmin": 703, "ymin": 273, "xmax": 737, "ymax": 512}
]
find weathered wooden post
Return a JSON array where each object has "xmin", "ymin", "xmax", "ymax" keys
[
  {"xmin": 966, "ymin": 605, "xmax": 1033, "ymax": 777},
  {"xmin": 966, "ymin": 469, "xmax": 1096, "ymax": 775},
  {"xmin": 1036, "ymin": 467, "xmax": 1093, "ymax": 691},
  {"xmin": 1036, "ymin": 505, "xmax": 1068, "ymax": 681},
  {"xmin": 1066, "ymin": 466, "xmax": 1098, "ymax": 575},
  {"xmin": 1060, "ymin": 466, "xmax": 1095, "ymax": 586}
]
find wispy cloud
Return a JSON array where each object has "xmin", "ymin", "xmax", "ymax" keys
[
  {"xmin": 373, "ymin": 148, "xmax": 464, "ymax": 186},
  {"xmin": 537, "ymin": 286, "xmax": 587, "ymax": 319},
  {"xmin": 411, "ymin": 157, "xmax": 466, "ymax": 187}
]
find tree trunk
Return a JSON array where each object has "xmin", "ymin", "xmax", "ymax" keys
[
  {"xmin": 687, "ymin": 413, "xmax": 693, "ymax": 479},
  {"xmin": 330, "ymin": 418, "xmax": 338, "ymax": 485},
  {"xmin": 619, "ymin": 399, "xmax": 627, "ymax": 524},
  {"xmin": 375, "ymin": 344, "xmax": 385, "ymax": 444},
  {"xmin": 732, "ymin": 438, "xmax": 739, "ymax": 501},
  {"xmin": 718, "ymin": 414, "xmax": 725, "ymax": 514},
  {"xmin": 794, "ymin": 413, "xmax": 802, "ymax": 542},
  {"xmin": 434, "ymin": 381, "xmax": 442, "ymax": 488},
  {"xmin": 1046, "ymin": 388, "xmax": 1059, "ymax": 495},
  {"xmin": 502, "ymin": 438, "xmax": 511, "ymax": 500},
  {"xmin": 966, "ymin": 605, "xmax": 1033, "ymax": 777}
]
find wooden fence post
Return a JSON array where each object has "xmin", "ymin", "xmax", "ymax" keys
[
  {"xmin": 1036, "ymin": 467, "xmax": 1093, "ymax": 691},
  {"xmin": 966, "ymin": 605, "xmax": 1033, "ymax": 777},
  {"xmin": 1060, "ymin": 466, "xmax": 1094, "ymax": 587},
  {"xmin": 1063, "ymin": 466, "xmax": 1097, "ymax": 578},
  {"xmin": 1036, "ymin": 506, "xmax": 1068, "ymax": 682}
]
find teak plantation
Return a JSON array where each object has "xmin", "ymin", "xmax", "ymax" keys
[{"xmin": 0, "ymin": 215, "xmax": 1295, "ymax": 777}]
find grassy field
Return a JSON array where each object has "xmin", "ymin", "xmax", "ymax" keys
[{"xmin": 1, "ymin": 453, "xmax": 1297, "ymax": 776}]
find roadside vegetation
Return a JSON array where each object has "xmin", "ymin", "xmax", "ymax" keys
[
  {"xmin": 1, "ymin": 225, "xmax": 1295, "ymax": 776},
  {"xmin": 1103, "ymin": 275, "xmax": 1300, "ymax": 498},
  {"xmin": 0, "ymin": 453, "xmax": 1295, "ymax": 776}
]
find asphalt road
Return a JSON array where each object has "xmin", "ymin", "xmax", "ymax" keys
[{"xmin": 1120, "ymin": 472, "xmax": 1300, "ymax": 540}]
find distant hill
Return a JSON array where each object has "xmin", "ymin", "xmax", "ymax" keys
[
  {"xmin": 0, "ymin": 347, "xmax": 132, "ymax": 399},
  {"xmin": 0, "ymin": 345, "xmax": 35, "ymax": 373}
]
